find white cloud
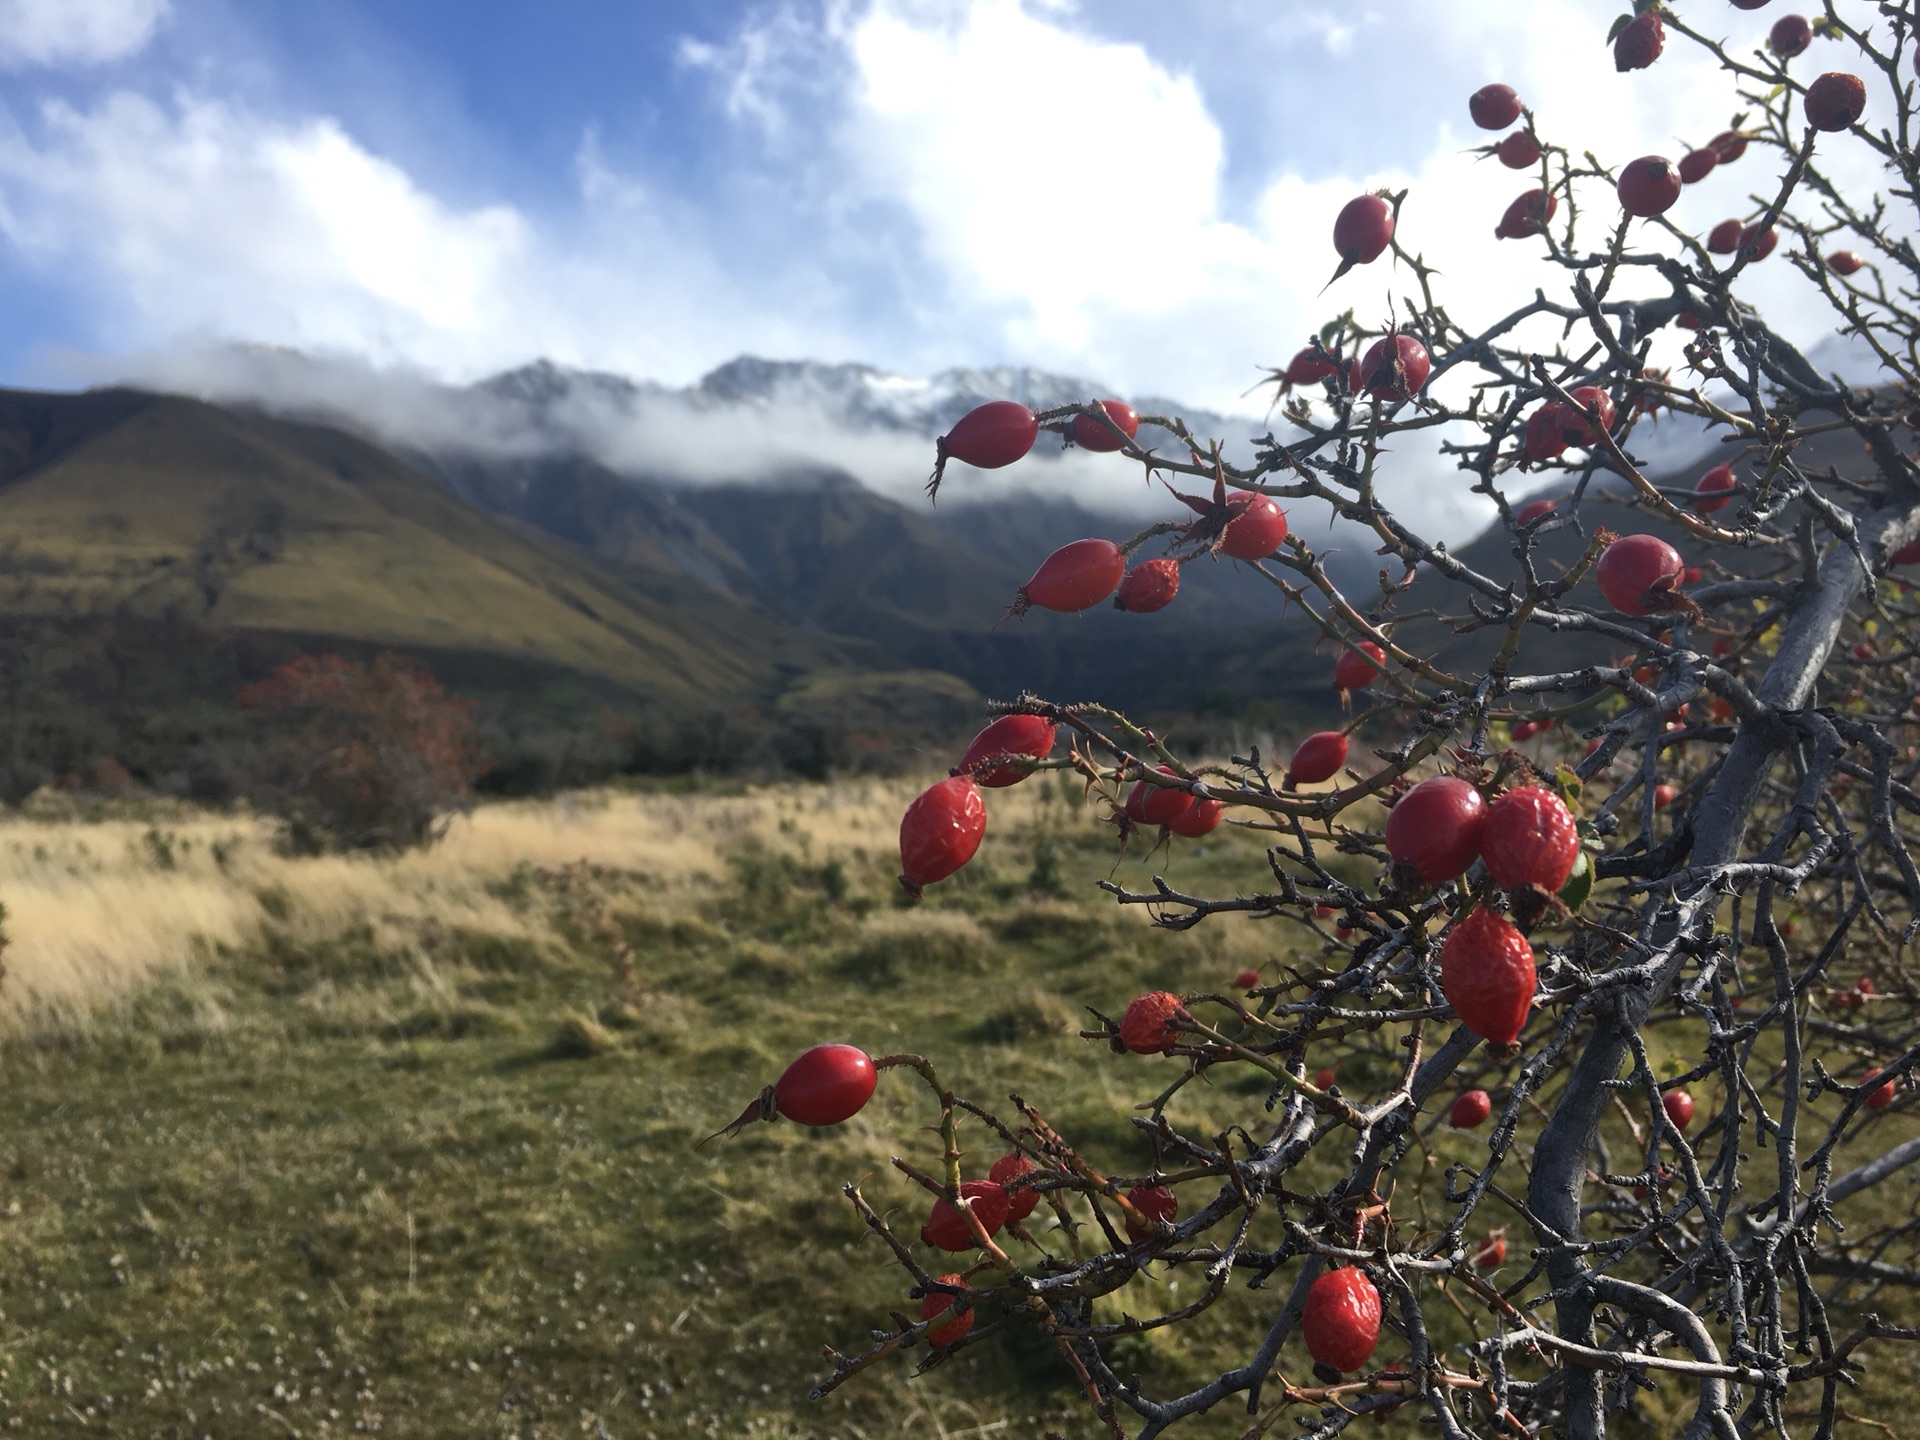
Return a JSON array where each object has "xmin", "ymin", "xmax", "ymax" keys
[{"xmin": 0, "ymin": 0, "xmax": 169, "ymax": 69}]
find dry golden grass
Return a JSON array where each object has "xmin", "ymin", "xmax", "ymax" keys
[{"xmin": 0, "ymin": 776, "xmax": 1081, "ymax": 1027}]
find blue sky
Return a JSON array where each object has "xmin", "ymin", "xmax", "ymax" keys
[{"xmin": 0, "ymin": 0, "xmax": 1892, "ymax": 413}]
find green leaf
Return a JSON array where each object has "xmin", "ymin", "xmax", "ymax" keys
[
  {"xmin": 1559, "ymin": 850, "xmax": 1594, "ymax": 912},
  {"xmin": 1607, "ymin": 13, "xmax": 1633, "ymax": 41},
  {"xmin": 1555, "ymin": 764, "xmax": 1584, "ymax": 806}
]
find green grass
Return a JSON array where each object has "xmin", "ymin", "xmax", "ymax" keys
[{"xmin": 0, "ymin": 782, "xmax": 1912, "ymax": 1438}]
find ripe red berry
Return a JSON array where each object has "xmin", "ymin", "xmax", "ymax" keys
[
  {"xmin": 1450, "ymin": 1089, "xmax": 1493, "ymax": 1129},
  {"xmin": 1768, "ymin": 14, "xmax": 1812, "ymax": 58},
  {"xmin": 1739, "ymin": 224, "xmax": 1778, "ymax": 261},
  {"xmin": 1071, "ymin": 398, "xmax": 1139, "ymax": 453},
  {"xmin": 1677, "ymin": 147, "xmax": 1718, "ymax": 184},
  {"xmin": 1653, "ymin": 782, "xmax": 1676, "ymax": 809},
  {"xmin": 1496, "ymin": 188, "xmax": 1557, "ymax": 239},
  {"xmin": 1126, "ymin": 765, "xmax": 1195, "ymax": 828},
  {"xmin": 1124, "ymin": 1184, "xmax": 1178, "ymax": 1241},
  {"xmin": 1864, "ymin": 1068, "xmax": 1896, "ymax": 1110},
  {"xmin": 1805, "ymin": 71, "xmax": 1866, "ymax": 131},
  {"xmin": 1596, "ymin": 534, "xmax": 1686, "ymax": 615},
  {"xmin": 919, "ymin": 1274, "xmax": 974, "ymax": 1347},
  {"xmin": 1332, "ymin": 194, "xmax": 1395, "ymax": 268},
  {"xmin": 959, "ymin": 714, "xmax": 1055, "ymax": 787},
  {"xmin": 1827, "ymin": 250, "xmax": 1864, "ymax": 276},
  {"xmin": 1482, "ymin": 785, "xmax": 1581, "ymax": 892},
  {"xmin": 1387, "ymin": 776, "xmax": 1487, "ymax": 886},
  {"xmin": 1857, "ymin": 976, "xmax": 1877, "ymax": 997},
  {"xmin": 1357, "ymin": 334, "xmax": 1431, "ymax": 401},
  {"xmin": 1496, "ymin": 130, "xmax": 1542, "ymax": 169},
  {"xmin": 1285, "ymin": 347, "xmax": 1341, "ymax": 385},
  {"xmin": 1334, "ymin": 641, "xmax": 1387, "ymax": 692},
  {"xmin": 1516, "ymin": 497, "xmax": 1557, "ymax": 525},
  {"xmin": 1017, "ymin": 538, "xmax": 1126, "ymax": 613},
  {"xmin": 921, "ymin": 1180, "xmax": 1012, "ymax": 1251},
  {"xmin": 1474, "ymin": 1234, "xmax": 1508, "ymax": 1269},
  {"xmin": 1234, "ymin": 967, "xmax": 1261, "ymax": 991},
  {"xmin": 989, "ymin": 1152, "xmax": 1042, "ymax": 1221},
  {"xmin": 1510, "ymin": 720, "xmax": 1537, "ymax": 741},
  {"xmin": 899, "ymin": 776, "xmax": 987, "ymax": 895},
  {"xmin": 1707, "ymin": 219, "xmax": 1743, "ymax": 254},
  {"xmin": 1618, "ymin": 156, "xmax": 1682, "ymax": 218},
  {"xmin": 1694, "ymin": 464, "xmax": 1738, "ymax": 514},
  {"xmin": 939, "ymin": 401, "xmax": 1038, "ymax": 476},
  {"xmin": 1711, "ymin": 130, "xmax": 1748, "ymax": 164},
  {"xmin": 1120, "ymin": 991, "xmax": 1185, "ymax": 1054},
  {"xmin": 1469, "ymin": 83, "xmax": 1522, "ymax": 130},
  {"xmin": 774, "ymin": 1044, "xmax": 878, "ymax": 1126},
  {"xmin": 1561, "ymin": 386, "xmax": 1616, "ymax": 446},
  {"xmin": 1662, "ymin": 1089, "xmax": 1695, "ymax": 1130},
  {"xmin": 1893, "ymin": 537, "xmax": 1920, "ymax": 565},
  {"xmin": 1440, "ymin": 908, "xmax": 1537, "ymax": 1047},
  {"xmin": 1312, "ymin": 1067, "xmax": 1338, "ymax": 1091},
  {"xmin": 1676, "ymin": 311, "xmax": 1705, "ymax": 331},
  {"xmin": 1730, "ymin": 0, "xmax": 1771, "ymax": 8},
  {"xmin": 1221, "ymin": 494, "xmax": 1290, "ymax": 560},
  {"xmin": 1167, "ymin": 797, "xmax": 1224, "ymax": 839},
  {"xmin": 1289, "ymin": 731, "xmax": 1350, "ymax": 786},
  {"xmin": 1525, "ymin": 404, "xmax": 1570, "ymax": 462},
  {"xmin": 1302, "ymin": 1267, "xmax": 1382, "ymax": 1372},
  {"xmin": 1614, "ymin": 12, "xmax": 1665, "ymax": 71},
  {"xmin": 1115, "ymin": 557, "xmax": 1181, "ymax": 613}
]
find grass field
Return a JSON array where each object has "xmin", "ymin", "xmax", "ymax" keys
[{"xmin": 0, "ymin": 778, "xmax": 1911, "ymax": 1438}]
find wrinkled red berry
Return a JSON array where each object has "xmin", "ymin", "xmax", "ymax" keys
[
  {"xmin": 1115, "ymin": 557, "xmax": 1181, "ymax": 613},
  {"xmin": 919, "ymin": 1274, "xmax": 974, "ymax": 1347},
  {"xmin": 1124, "ymin": 1184, "xmax": 1178, "ymax": 1241},
  {"xmin": 1805, "ymin": 71, "xmax": 1865, "ymax": 131},
  {"xmin": 1618, "ymin": 156, "xmax": 1682, "ymax": 217},
  {"xmin": 1017, "ymin": 538, "xmax": 1126, "ymax": 613},
  {"xmin": 1288, "ymin": 732, "xmax": 1350, "ymax": 786},
  {"xmin": 774, "ymin": 1044, "xmax": 878, "ymax": 1126},
  {"xmin": 1450, "ymin": 1089, "xmax": 1493, "ymax": 1129},
  {"xmin": 959, "ymin": 714, "xmax": 1055, "ymax": 787},
  {"xmin": 1597, "ymin": 534, "xmax": 1686, "ymax": 615},
  {"xmin": 1482, "ymin": 785, "xmax": 1581, "ymax": 892},
  {"xmin": 1387, "ymin": 775, "xmax": 1487, "ymax": 886},
  {"xmin": 989, "ymin": 1152, "xmax": 1042, "ymax": 1221},
  {"xmin": 1120, "ymin": 991, "xmax": 1185, "ymax": 1054},
  {"xmin": 1614, "ymin": 12, "xmax": 1665, "ymax": 71},
  {"xmin": 1334, "ymin": 642, "xmax": 1387, "ymax": 692},
  {"xmin": 1221, "ymin": 494, "xmax": 1290, "ymax": 560},
  {"xmin": 1560, "ymin": 386, "xmax": 1616, "ymax": 445},
  {"xmin": 1357, "ymin": 334, "xmax": 1431, "ymax": 400},
  {"xmin": 1694, "ymin": 464, "xmax": 1738, "ymax": 514},
  {"xmin": 1662, "ymin": 1089, "xmax": 1695, "ymax": 1129},
  {"xmin": 1333, "ymin": 195, "xmax": 1395, "ymax": 268},
  {"xmin": 1441, "ymin": 908, "xmax": 1537, "ymax": 1046},
  {"xmin": 1071, "ymin": 398, "xmax": 1139, "ymax": 453},
  {"xmin": 1496, "ymin": 188, "xmax": 1556, "ymax": 239},
  {"xmin": 1302, "ymin": 1267, "xmax": 1382, "ymax": 1372},
  {"xmin": 899, "ymin": 776, "xmax": 987, "ymax": 894},
  {"xmin": 921, "ymin": 1181, "xmax": 1011, "ymax": 1251},
  {"xmin": 1469, "ymin": 83, "xmax": 1523, "ymax": 130},
  {"xmin": 1768, "ymin": 14, "xmax": 1812, "ymax": 58}
]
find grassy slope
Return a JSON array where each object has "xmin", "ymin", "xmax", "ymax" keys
[{"xmin": 0, "ymin": 781, "xmax": 1912, "ymax": 1438}]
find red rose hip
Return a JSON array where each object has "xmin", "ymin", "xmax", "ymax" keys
[
  {"xmin": 1115, "ymin": 557, "xmax": 1181, "ymax": 613},
  {"xmin": 899, "ymin": 775, "xmax": 987, "ymax": 895},
  {"xmin": 1357, "ymin": 334, "xmax": 1430, "ymax": 400},
  {"xmin": 1694, "ymin": 464, "xmax": 1738, "ymax": 514},
  {"xmin": 1120, "ymin": 991, "xmax": 1185, "ymax": 1054},
  {"xmin": 1662, "ymin": 1089, "xmax": 1695, "ymax": 1129},
  {"xmin": 1016, "ymin": 538, "xmax": 1126, "ymax": 613},
  {"xmin": 939, "ymin": 400, "xmax": 1037, "ymax": 471},
  {"xmin": 1441, "ymin": 908, "xmax": 1537, "ymax": 1046},
  {"xmin": 1496, "ymin": 188, "xmax": 1556, "ymax": 239},
  {"xmin": 1864, "ymin": 1068, "xmax": 1896, "ymax": 1110},
  {"xmin": 1496, "ymin": 131, "xmax": 1542, "ymax": 169},
  {"xmin": 1739, "ymin": 224, "xmax": 1778, "ymax": 261},
  {"xmin": 1124, "ymin": 1183, "xmax": 1177, "ymax": 1241},
  {"xmin": 959, "ymin": 714, "xmax": 1055, "ymax": 787},
  {"xmin": 1677, "ymin": 147, "xmax": 1718, "ymax": 184},
  {"xmin": 1827, "ymin": 250, "xmax": 1864, "ymax": 276},
  {"xmin": 1167, "ymin": 797, "xmax": 1224, "ymax": 838},
  {"xmin": 1614, "ymin": 12, "xmax": 1664, "ymax": 71},
  {"xmin": 1288, "ymin": 731, "xmax": 1350, "ymax": 786},
  {"xmin": 1071, "ymin": 398, "xmax": 1139, "ymax": 452},
  {"xmin": 1220, "ymin": 494, "xmax": 1290, "ymax": 560},
  {"xmin": 1707, "ymin": 219, "xmax": 1743, "ymax": 254},
  {"xmin": 1386, "ymin": 775, "xmax": 1487, "ymax": 886},
  {"xmin": 989, "ymin": 1152, "xmax": 1042, "ymax": 1221},
  {"xmin": 1597, "ymin": 534, "xmax": 1686, "ymax": 615},
  {"xmin": 1334, "ymin": 641, "xmax": 1387, "ymax": 692},
  {"xmin": 1125, "ymin": 766, "xmax": 1195, "ymax": 828},
  {"xmin": 1469, "ymin": 84, "xmax": 1522, "ymax": 130},
  {"xmin": 1482, "ymin": 785, "xmax": 1581, "ymax": 892},
  {"xmin": 774, "ymin": 1044, "xmax": 878, "ymax": 1126},
  {"xmin": 1450, "ymin": 1089, "xmax": 1493, "ymax": 1129},
  {"xmin": 1618, "ymin": 156, "xmax": 1682, "ymax": 218},
  {"xmin": 1805, "ymin": 72, "xmax": 1866, "ymax": 131},
  {"xmin": 1332, "ymin": 194, "xmax": 1395, "ymax": 271},
  {"xmin": 1768, "ymin": 14, "xmax": 1812, "ymax": 58},
  {"xmin": 921, "ymin": 1180, "xmax": 1012, "ymax": 1251},
  {"xmin": 1285, "ymin": 346, "xmax": 1340, "ymax": 386},
  {"xmin": 920, "ymin": 1275, "xmax": 974, "ymax": 1347},
  {"xmin": 1302, "ymin": 1267, "xmax": 1382, "ymax": 1372}
]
